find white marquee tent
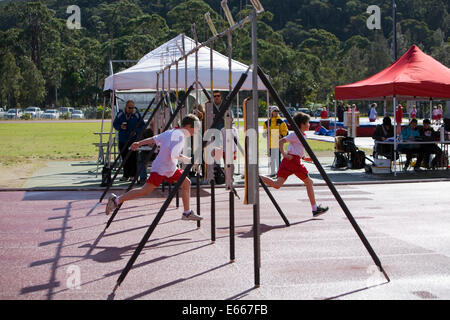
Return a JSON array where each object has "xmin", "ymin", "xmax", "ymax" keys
[{"xmin": 103, "ymin": 34, "xmax": 266, "ymax": 92}]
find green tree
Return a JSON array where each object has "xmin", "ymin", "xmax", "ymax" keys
[
  {"xmin": 167, "ymin": 0, "xmax": 226, "ymax": 43},
  {"xmin": 0, "ymin": 51, "xmax": 22, "ymax": 108},
  {"xmin": 338, "ymin": 46, "xmax": 369, "ymax": 84},
  {"xmin": 367, "ymin": 31, "xmax": 392, "ymax": 76},
  {"xmin": 18, "ymin": 56, "xmax": 46, "ymax": 107}
]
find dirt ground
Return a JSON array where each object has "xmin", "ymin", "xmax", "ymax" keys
[{"xmin": 0, "ymin": 161, "xmax": 46, "ymax": 188}]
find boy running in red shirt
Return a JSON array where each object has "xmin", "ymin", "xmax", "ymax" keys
[
  {"xmin": 106, "ymin": 114, "xmax": 202, "ymax": 221},
  {"xmin": 260, "ymin": 112, "xmax": 329, "ymax": 217}
]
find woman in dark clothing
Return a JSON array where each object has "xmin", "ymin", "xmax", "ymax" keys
[{"xmin": 372, "ymin": 116, "xmax": 396, "ymax": 159}]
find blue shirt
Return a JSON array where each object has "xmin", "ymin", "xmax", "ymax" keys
[{"xmin": 113, "ymin": 110, "xmax": 145, "ymax": 143}]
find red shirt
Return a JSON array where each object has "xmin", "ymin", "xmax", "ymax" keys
[
  {"xmin": 320, "ymin": 110, "xmax": 328, "ymax": 119},
  {"xmin": 395, "ymin": 107, "xmax": 403, "ymax": 123}
]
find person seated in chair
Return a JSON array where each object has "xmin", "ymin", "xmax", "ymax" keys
[
  {"xmin": 372, "ymin": 116, "xmax": 396, "ymax": 160},
  {"xmin": 399, "ymin": 118, "xmax": 426, "ymax": 172},
  {"xmin": 419, "ymin": 118, "xmax": 442, "ymax": 169}
]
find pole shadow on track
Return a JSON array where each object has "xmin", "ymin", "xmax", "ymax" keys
[{"xmin": 121, "ymin": 261, "xmax": 231, "ymax": 300}]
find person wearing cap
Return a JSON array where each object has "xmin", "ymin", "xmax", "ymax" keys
[
  {"xmin": 263, "ymin": 106, "xmax": 288, "ymax": 176},
  {"xmin": 113, "ymin": 100, "xmax": 145, "ymax": 181},
  {"xmin": 372, "ymin": 116, "xmax": 396, "ymax": 159}
]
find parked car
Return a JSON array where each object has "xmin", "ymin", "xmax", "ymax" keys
[
  {"xmin": 231, "ymin": 107, "xmax": 243, "ymax": 118},
  {"xmin": 297, "ymin": 107, "xmax": 312, "ymax": 116},
  {"xmin": 42, "ymin": 109, "xmax": 60, "ymax": 119},
  {"xmin": 273, "ymin": 106, "xmax": 296, "ymax": 118},
  {"xmin": 24, "ymin": 106, "xmax": 43, "ymax": 118},
  {"xmin": 313, "ymin": 108, "xmax": 323, "ymax": 118},
  {"xmin": 71, "ymin": 109, "xmax": 84, "ymax": 119},
  {"xmin": 58, "ymin": 107, "xmax": 74, "ymax": 118},
  {"xmin": 5, "ymin": 109, "xmax": 23, "ymax": 119},
  {"xmin": 0, "ymin": 107, "xmax": 5, "ymax": 118},
  {"xmin": 286, "ymin": 107, "xmax": 297, "ymax": 116}
]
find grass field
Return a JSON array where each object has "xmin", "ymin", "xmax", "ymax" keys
[
  {"xmin": 0, "ymin": 121, "xmax": 106, "ymax": 166},
  {"xmin": 0, "ymin": 121, "xmax": 338, "ymax": 187},
  {"xmin": 0, "ymin": 121, "xmax": 337, "ymax": 166}
]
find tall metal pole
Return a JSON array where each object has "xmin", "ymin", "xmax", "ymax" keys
[
  {"xmin": 192, "ymin": 24, "xmax": 199, "ymax": 113},
  {"xmin": 226, "ymin": 30, "xmax": 235, "ymax": 263},
  {"xmin": 266, "ymin": 90, "xmax": 270, "ymax": 174},
  {"xmin": 392, "ymin": 0, "xmax": 397, "ymax": 61},
  {"xmin": 251, "ymin": 8, "xmax": 261, "ymax": 287},
  {"xmin": 237, "ymin": 91, "xmax": 240, "ymax": 174},
  {"xmin": 209, "ymin": 40, "xmax": 216, "ymax": 241},
  {"xmin": 182, "ymin": 34, "xmax": 188, "ymax": 116},
  {"xmin": 393, "ymin": 96, "xmax": 397, "ymax": 176}
]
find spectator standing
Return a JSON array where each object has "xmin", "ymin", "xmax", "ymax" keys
[
  {"xmin": 210, "ymin": 90, "xmax": 225, "ymax": 130},
  {"xmin": 113, "ymin": 100, "xmax": 145, "ymax": 181},
  {"xmin": 368, "ymin": 103, "xmax": 378, "ymax": 122},
  {"xmin": 437, "ymin": 104, "xmax": 443, "ymax": 125},
  {"xmin": 432, "ymin": 105, "xmax": 440, "ymax": 125},
  {"xmin": 410, "ymin": 105, "xmax": 417, "ymax": 119},
  {"xmin": 336, "ymin": 101, "xmax": 345, "ymax": 122},
  {"xmin": 320, "ymin": 107, "xmax": 328, "ymax": 119},
  {"xmin": 395, "ymin": 104, "xmax": 403, "ymax": 135},
  {"xmin": 263, "ymin": 106, "xmax": 288, "ymax": 176}
]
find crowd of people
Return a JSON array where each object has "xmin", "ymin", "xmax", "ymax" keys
[{"xmin": 372, "ymin": 104, "xmax": 447, "ymax": 172}]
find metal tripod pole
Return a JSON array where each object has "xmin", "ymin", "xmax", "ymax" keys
[{"xmin": 257, "ymin": 65, "xmax": 390, "ymax": 283}]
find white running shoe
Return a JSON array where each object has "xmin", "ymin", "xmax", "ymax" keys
[
  {"xmin": 181, "ymin": 210, "xmax": 203, "ymax": 221},
  {"xmin": 106, "ymin": 194, "xmax": 118, "ymax": 216}
]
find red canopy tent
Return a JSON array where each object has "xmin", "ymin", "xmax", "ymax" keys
[
  {"xmin": 334, "ymin": 45, "xmax": 450, "ymax": 175},
  {"xmin": 335, "ymin": 45, "xmax": 450, "ymax": 100}
]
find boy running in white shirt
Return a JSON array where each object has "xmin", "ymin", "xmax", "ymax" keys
[
  {"xmin": 260, "ymin": 112, "xmax": 329, "ymax": 217},
  {"xmin": 106, "ymin": 114, "xmax": 202, "ymax": 221}
]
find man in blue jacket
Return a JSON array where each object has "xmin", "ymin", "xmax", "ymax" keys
[{"xmin": 113, "ymin": 100, "xmax": 145, "ymax": 181}]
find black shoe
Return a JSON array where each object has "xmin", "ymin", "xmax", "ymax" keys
[
  {"xmin": 120, "ymin": 176, "xmax": 129, "ymax": 181},
  {"xmin": 414, "ymin": 167, "xmax": 423, "ymax": 172},
  {"xmin": 313, "ymin": 205, "xmax": 329, "ymax": 217}
]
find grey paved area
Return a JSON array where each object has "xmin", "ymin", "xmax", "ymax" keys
[
  {"xmin": 18, "ymin": 156, "xmax": 450, "ymax": 190},
  {"xmin": 12, "ymin": 127, "xmax": 448, "ymax": 190}
]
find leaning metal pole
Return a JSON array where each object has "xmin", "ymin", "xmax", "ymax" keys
[{"xmin": 257, "ymin": 65, "xmax": 390, "ymax": 283}]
